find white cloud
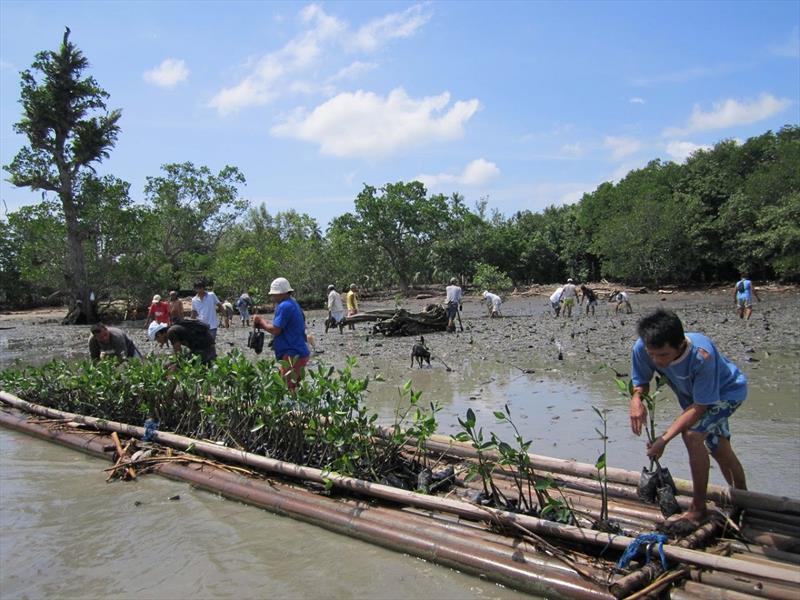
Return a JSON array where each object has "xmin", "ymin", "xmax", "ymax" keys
[
  {"xmin": 604, "ymin": 136, "xmax": 642, "ymax": 160},
  {"xmin": 143, "ymin": 58, "xmax": 189, "ymax": 88},
  {"xmin": 629, "ymin": 97, "xmax": 645, "ymax": 104},
  {"xmin": 271, "ymin": 87, "xmax": 480, "ymax": 158},
  {"xmin": 350, "ymin": 4, "xmax": 431, "ymax": 52},
  {"xmin": 417, "ymin": 159, "xmax": 500, "ymax": 189},
  {"xmin": 329, "ymin": 61, "xmax": 377, "ymax": 82},
  {"xmin": 665, "ymin": 141, "xmax": 711, "ymax": 163},
  {"xmin": 209, "ymin": 4, "xmax": 429, "ymax": 115},
  {"xmin": 664, "ymin": 93, "xmax": 792, "ymax": 136},
  {"xmin": 559, "ymin": 143, "xmax": 584, "ymax": 157},
  {"xmin": 770, "ymin": 26, "xmax": 800, "ymax": 58}
]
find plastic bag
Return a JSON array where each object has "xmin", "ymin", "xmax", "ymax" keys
[
  {"xmin": 247, "ymin": 330, "xmax": 265, "ymax": 354},
  {"xmin": 656, "ymin": 484, "xmax": 681, "ymax": 517}
]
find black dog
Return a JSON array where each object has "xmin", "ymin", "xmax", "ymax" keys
[{"xmin": 410, "ymin": 336, "xmax": 431, "ymax": 368}]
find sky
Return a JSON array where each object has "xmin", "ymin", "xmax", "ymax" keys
[{"xmin": 1, "ymin": 1, "xmax": 798, "ymax": 227}]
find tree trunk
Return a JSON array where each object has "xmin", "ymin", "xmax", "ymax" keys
[{"xmin": 61, "ymin": 181, "xmax": 95, "ymax": 324}]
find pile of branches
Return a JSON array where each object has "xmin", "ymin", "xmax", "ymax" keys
[{"xmin": 346, "ymin": 305, "xmax": 449, "ymax": 336}]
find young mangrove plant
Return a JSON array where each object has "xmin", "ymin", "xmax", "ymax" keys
[
  {"xmin": 453, "ymin": 408, "xmax": 506, "ymax": 506},
  {"xmin": 0, "ymin": 352, "xmax": 435, "ymax": 488},
  {"xmin": 592, "ymin": 405, "xmax": 612, "ymax": 530},
  {"xmin": 492, "ymin": 404, "xmax": 557, "ymax": 515}
]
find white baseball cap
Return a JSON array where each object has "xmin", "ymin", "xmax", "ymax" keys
[{"xmin": 152, "ymin": 294, "xmax": 161, "ymax": 303}]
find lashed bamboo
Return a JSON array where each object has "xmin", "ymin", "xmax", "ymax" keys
[
  {"xmin": 725, "ymin": 540, "xmax": 800, "ymax": 565},
  {"xmin": 1, "ymin": 392, "xmax": 799, "ymax": 588},
  {"xmin": 740, "ymin": 529, "xmax": 800, "ymax": 553},
  {"xmin": 417, "ymin": 433, "xmax": 800, "ymax": 515},
  {"xmin": 680, "ymin": 580, "xmax": 765, "ymax": 600},
  {"xmin": 0, "ymin": 409, "xmax": 613, "ymax": 600},
  {"xmin": 690, "ymin": 568, "xmax": 800, "ymax": 600},
  {"xmin": 608, "ymin": 520, "xmax": 722, "ymax": 597}
]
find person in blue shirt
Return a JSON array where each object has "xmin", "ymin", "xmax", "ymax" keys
[
  {"xmin": 253, "ymin": 277, "xmax": 310, "ymax": 390},
  {"xmin": 629, "ymin": 308, "xmax": 748, "ymax": 527},
  {"xmin": 734, "ymin": 274, "xmax": 760, "ymax": 320}
]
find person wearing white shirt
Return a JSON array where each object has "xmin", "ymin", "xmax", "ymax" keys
[
  {"xmin": 326, "ymin": 284, "xmax": 345, "ymax": 332},
  {"xmin": 561, "ymin": 279, "xmax": 579, "ymax": 317},
  {"xmin": 482, "ymin": 291, "xmax": 502, "ymax": 317},
  {"xmin": 191, "ymin": 281, "xmax": 222, "ymax": 339},
  {"xmin": 445, "ymin": 277, "xmax": 463, "ymax": 332},
  {"xmin": 549, "ymin": 286, "xmax": 564, "ymax": 318}
]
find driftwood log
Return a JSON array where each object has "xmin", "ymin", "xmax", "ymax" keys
[{"xmin": 345, "ymin": 305, "xmax": 449, "ymax": 336}]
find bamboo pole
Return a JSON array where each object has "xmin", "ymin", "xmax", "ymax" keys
[
  {"xmin": 417, "ymin": 432, "xmax": 800, "ymax": 515},
  {"xmin": 740, "ymin": 529, "xmax": 800, "ymax": 553},
  {"xmin": 690, "ymin": 568, "xmax": 800, "ymax": 600},
  {"xmin": 681, "ymin": 580, "xmax": 765, "ymax": 600},
  {"xmin": 0, "ymin": 410, "xmax": 613, "ymax": 600},
  {"xmin": 1, "ymin": 393, "xmax": 799, "ymax": 587},
  {"xmin": 724, "ymin": 540, "xmax": 800, "ymax": 565}
]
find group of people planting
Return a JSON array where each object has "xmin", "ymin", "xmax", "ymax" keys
[
  {"xmin": 548, "ymin": 279, "xmax": 632, "ymax": 318},
  {"xmin": 87, "ymin": 274, "xmax": 762, "ymax": 530}
]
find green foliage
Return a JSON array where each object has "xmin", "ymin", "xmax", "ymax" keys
[
  {"xmin": 335, "ymin": 182, "xmax": 454, "ymax": 290},
  {"xmin": 0, "ymin": 353, "xmax": 436, "ymax": 484},
  {"xmin": 144, "ymin": 162, "xmax": 248, "ymax": 288},
  {"xmin": 3, "ymin": 121, "xmax": 799, "ymax": 309},
  {"xmin": 472, "ymin": 262, "xmax": 513, "ymax": 292},
  {"xmin": 4, "ymin": 29, "xmax": 122, "ymax": 317},
  {"xmin": 453, "ymin": 405, "xmax": 574, "ymax": 522}
]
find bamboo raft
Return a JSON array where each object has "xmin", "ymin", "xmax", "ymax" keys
[{"xmin": 2, "ymin": 390, "xmax": 798, "ymax": 600}]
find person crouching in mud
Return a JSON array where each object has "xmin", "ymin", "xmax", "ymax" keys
[
  {"xmin": 629, "ymin": 308, "xmax": 748, "ymax": 529},
  {"xmin": 148, "ymin": 319, "xmax": 217, "ymax": 365},
  {"xmin": 253, "ymin": 277, "xmax": 310, "ymax": 390}
]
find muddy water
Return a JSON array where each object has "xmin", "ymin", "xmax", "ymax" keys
[
  {"xmin": 1, "ymin": 289, "xmax": 799, "ymax": 597},
  {"xmin": 0, "ymin": 429, "xmax": 528, "ymax": 600}
]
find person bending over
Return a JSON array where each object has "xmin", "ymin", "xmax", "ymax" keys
[
  {"xmin": 629, "ymin": 308, "xmax": 748, "ymax": 528},
  {"xmin": 149, "ymin": 319, "xmax": 217, "ymax": 365},
  {"xmin": 89, "ymin": 324, "xmax": 141, "ymax": 362}
]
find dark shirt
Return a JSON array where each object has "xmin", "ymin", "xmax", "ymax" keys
[
  {"xmin": 89, "ymin": 327, "xmax": 140, "ymax": 361},
  {"xmin": 167, "ymin": 320, "xmax": 216, "ymax": 363},
  {"xmin": 582, "ymin": 287, "xmax": 597, "ymax": 302}
]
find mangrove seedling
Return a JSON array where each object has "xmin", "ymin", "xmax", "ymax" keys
[{"xmin": 453, "ymin": 408, "xmax": 505, "ymax": 506}]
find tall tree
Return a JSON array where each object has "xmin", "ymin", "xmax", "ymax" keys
[
  {"xmin": 4, "ymin": 28, "xmax": 121, "ymax": 322},
  {"xmin": 346, "ymin": 181, "xmax": 452, "ymax": 290}
]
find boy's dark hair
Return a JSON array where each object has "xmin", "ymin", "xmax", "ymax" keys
[
  {"xmin": 636, "ymin": 308, "xmax": 685, "ymax": 349},
  {"xmin": 194, "ymin": 280, "xmax": 206, "ymax": 289},
  {"xmin": 90, "ymin": 323, "xmax": 106, "ymax": 335}
]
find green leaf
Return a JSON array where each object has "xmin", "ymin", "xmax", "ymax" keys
[
  {"xmin": 493, "ymin": 410, "xmax": 507, "ymax": 421},
  {"xmin": 595, "ymin": 453, "xmax": 606, "ymax": 471},
  {"xmin": 466, "ymin": 408, "xmax": 476, "ymax": 428}
]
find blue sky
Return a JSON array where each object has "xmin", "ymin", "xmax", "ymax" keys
[{"xmin": 1, "ymin": 1, "xmax": 798, "ymax": 227}]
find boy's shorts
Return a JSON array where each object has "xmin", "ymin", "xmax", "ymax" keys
[
  {"xmin": 691, "ymin": 398, "xmax": 744, "ymax": 453},
  {"xmin": 737, "ymin": 297, "xmax": 752, "ymax": 308}
]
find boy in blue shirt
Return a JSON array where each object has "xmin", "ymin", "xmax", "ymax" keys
[{"xmin": 629, "ymin": 308, "xmax": 748, "ymax": 526}]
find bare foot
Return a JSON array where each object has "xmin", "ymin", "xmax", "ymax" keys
[{"xmin": 662, "ymin": 510, "xmax": 707, "ymax": 535}]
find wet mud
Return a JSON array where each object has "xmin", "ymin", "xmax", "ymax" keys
[{"xmin": 1, "ymin": 287, "xmax": 799, "ymax": 497}]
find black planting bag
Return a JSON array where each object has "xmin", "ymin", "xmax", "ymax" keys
[{"xmin": 247, "ymin": 330, "xmax": 265, "ymax": 354}]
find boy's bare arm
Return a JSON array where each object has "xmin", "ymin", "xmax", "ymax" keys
[
  {"xmin": 647, "ymin": 403, "xmax": 709, "ymax": 459},
  {"xmin": 629, "ymin": 385, "xmax": 650, "ymax": 436}
]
